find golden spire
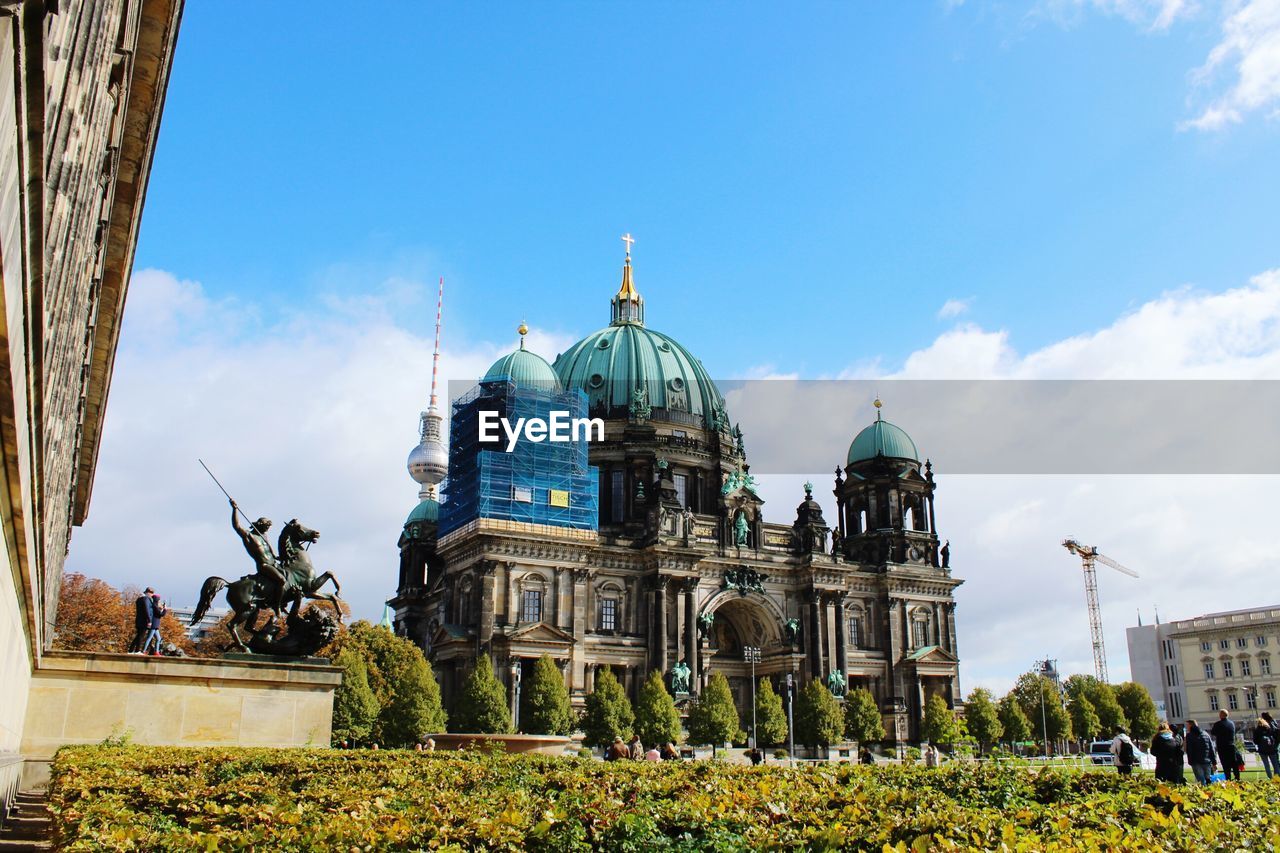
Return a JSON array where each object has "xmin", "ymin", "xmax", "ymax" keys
[
  {"xmin": 617, "ymin": 233, "xmax": 638, "ymax": 300},
  {"xmin": 518, "ymin": 321, "xmax": 528, "ymax": 349},
  {"xmin": 610, "ymin": 233, "xmax": 645, "ymax": 326}
]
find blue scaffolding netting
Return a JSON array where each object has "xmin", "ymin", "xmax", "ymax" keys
[{"xmin": 439, "ymin": 378, "xmax": 599, "ymax": 537}]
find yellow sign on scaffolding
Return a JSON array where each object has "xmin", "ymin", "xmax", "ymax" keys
[{"xmin": 549, "ymin": 489, "xmax": 570, "ymax": 507}]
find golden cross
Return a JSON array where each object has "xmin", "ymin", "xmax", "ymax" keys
[{"xmin": 621, "ymin": 233, "xmax": 634, "ymax": 256}]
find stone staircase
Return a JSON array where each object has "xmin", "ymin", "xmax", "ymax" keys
[{"xmin": 0, "ymin": 792, "xmax": 52, "ymax": 851}]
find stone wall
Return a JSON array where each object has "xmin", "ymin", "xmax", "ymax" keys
[{"xmin": 20, "ymin": 651, "xmax": 341, "ymax": 788}]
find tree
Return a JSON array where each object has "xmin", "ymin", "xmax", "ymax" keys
[
  {"xmin": 451, "ymin": 653, "xmax": 512, "ymax": 734},
  {"xmin": 1064, "ymin": 675, "xmax": 1127, "ymax": 736},
  {"xmin": 1012, "ymin": 672, "xmax": 1072, "ymax": 750},
  {"xmin": 687, "ymin": 672, "xmax": 740, "ymax": 752},
  {"xmin": 54, "ymin": 573, "xmax": 131, "ymax": 652},
  {"xmin": 1115, "ymin": 682, "xmax": 1160, "ymax": 741},
  {"xmin": 580, "ymin": 667, "xmax": 634, "ymax": 748},
  {"xmin": 964, "ymin": 688, "xmax": 1002, "ymax": 753},
  {"xmin": 754, "ymin": 678, "xmax": 789, "ymax": 747},
  {"xmin": 331, "ymin": 645, "xmax": 379, "ymax": 745},
  {"xmin": 844, "ymin": 688, "xmax": 885, "ymax": 745},
  {"xmin": 1067, "ymin": 692, "xmax": 1101, "ymax": 743},
  {"xmin": 795, "ymin": 679, "xmax": 845, "ymax": 749},
  {"xmin": 335, "ymin": 621, "xmax": 447, "ymax": 744},
  {"xmin": 520, "ymin": 654, "xmax": 573, "ymax": 735},
  {"xmin": 635, "ymin": 670, "xmax": 682, "ymax": 748},
  {"xmin": 921, "ymin": 695, "xmax": 965, "ymax": 747},
  {"xmin": 997, "ymin": 693, "xmax": 1032, "ymax": 745}
]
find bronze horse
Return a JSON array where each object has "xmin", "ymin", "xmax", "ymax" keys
[{"xmin": 192, "ymin": 519, "xmax": 343, "ymax": 651}]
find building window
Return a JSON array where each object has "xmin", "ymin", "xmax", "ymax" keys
[
  {"xmin": 1267, "ymin": 690, "xmax": 1277, "ymax": 709},
  {"xmin": 1220, "ymin": 639, "xmax": 1231, "ymax": 651},
  {"xmin": 1201, "ymin": 641, "xmax": 1212, "ymax": 653},
  {"xmin": 1258, "ymin": 635, "xmax": 1268, "ymax": 647},
  {"xmin": 1228, "ymin": 692, "xmax": 1239, "ymax": 711},
  {"xmin": 913, "ymin": 620, "xmax": 929, "ymax": 649},
  {"xmin": 1247, "ymin": 691, "xmax": 1258, "ymax": 710},
  {"xmin": 1204, "ymin": 662, "xmax": 1215, "ymax": 680},
  {"xmin": 1242, "ymin": 659, "xmax": 1252, "ymax": 677},
  {"xmin": 1223, "ymin": 660, "xmax": 1234, "ymax": 678},
  {"xmin": 600, "ymin": 598, "xmax": 617, "ymax": 632},
  {"xmin": 1170, "ymin": 693, "xmax": 1182, "ymax": 719},
  {"xmin": 849, "ymin": 615, "xmax": 861, "ymax": 650},
  {"xmin": 1238, "ymin": 637, "xmax": 1249, "ymax": 649},
  {"xmin": 1162, "ymin": 639, "xmax": 1176, "ymax": 660},
  {"xmin": 1165, "ymin": 664, "xmax": 1178, "ymax": 687},
  {"xmin": 521, "ymin": 589, "xmax": 542, "ymax": 623},
  {"xmin": 673, "ymin": 473, "xmax": 688, "ymax": 508},
  {"xmin": 1209, "ymin": 693, "xmax": 1219, "ymax": 711},
  {"xmin": 1262, "ymin": 657, "xmax": 1272, "ymax": 676},
  {"xmin": 610, "ymin": 471, "xmax": 625, "ymax": 523}
]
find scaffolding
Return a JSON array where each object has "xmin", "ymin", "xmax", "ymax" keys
[{"xmin": 439, "ymin": 378, "xmax": 599, "ymax": 537}]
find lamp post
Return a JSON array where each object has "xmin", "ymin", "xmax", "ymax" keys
[
  {"xmin": 510, "ymin": 659, "xmax": 522, "ymax": 731},
  {"xmin": 1037, "ymin": 657, "xmax": 1058, "ymax": 758},
  {"xmin": 744, "ymin": 646, "xmax": 761, "ymax": 753},
  {"xmin": 786, "ymin": 671, "xmax": 795, "ymax": 766}
]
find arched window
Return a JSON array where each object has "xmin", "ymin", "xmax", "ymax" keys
[
  {"xmin": 848, "ymin": 608, "xmax": 863, "ymax": 650},
  {"xmin": 457, "ymin": 578, "xmax": 473, "ymax": 625},
  {"xmin": 594, "ymin": 579, "xmax": 626, "ymax": 634},
  {"xmin": 518, "ymin": 573, "xmax": 548, "ymax": 624}
]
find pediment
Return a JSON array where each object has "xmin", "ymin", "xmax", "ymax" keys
[
  {"xmin": 905, "ymin": 644, "xmax": 958, "ymax": 664},
  {"xmin": 509, "ymin": 622, "xmax": 577, "ymax": 645}
]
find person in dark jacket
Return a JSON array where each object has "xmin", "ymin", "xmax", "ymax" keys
[
  {"xmin": 128, "ymin": 587, "xmax": 155, "ymax": 653},
  {"xmin": 142, "ymin": 594, "xmax": 166, "ymax": 655},
  {"xmin": 1256, "ymin": 712, "xmax": 1279, "ymax": 779},
  {"xmin": 1210, "ymin": 710, "xmax": 1240, "ymax": 781},
  {"xmin": 1150, "ymin": 722, "xmax": 1185, "ymax": 784},
  {"xmin": 1184, "ymin": 719, "xmax": 1217, "ymax": 785}
]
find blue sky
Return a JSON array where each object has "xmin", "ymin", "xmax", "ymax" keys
[{"xmin": 139, "ymin": 2, "xmax": 1279, "ymax": 376}]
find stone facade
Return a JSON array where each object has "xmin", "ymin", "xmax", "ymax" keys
[
  {"xmin": 0, "ymin": 0, "xmax": 182, "ymax": 803},
  {"xmin": 393, "ymin": 263, "xmax": 963, "ymax": 744}
]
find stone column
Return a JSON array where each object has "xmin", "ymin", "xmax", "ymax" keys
[
  {"xmin": 478, "ymin": 562, "xmax": 498, "ymax": 650},
  {"xmin": 504, "ymin": 562, "xmax": 517, "ymax": 626},
  {"xmin": 684, "ymin": 580, "xmax": 699, "ymax": 692},
  {"xmin": 945, "ymin": 602, "xmax": 958, "ymax": 656},
  {"xmin": 653, "ymin": 576, "xmax": 669, "ymax": 675},
  {"xmin": 835, "ymin": 595, "xmax": 848, "ymax": 678},
  {"xmin": 932, "ymin": 602, "xmax": 941, "ymax": 647},
  {"xmin": 808, "ymin": 592, "xmax": 823, "ymax": 680},
  {"xmin": 554, "ymin": 567, "xmax": 564, "ymax": 629}
]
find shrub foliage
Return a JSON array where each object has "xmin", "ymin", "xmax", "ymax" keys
[
  {"xmin": 520, "ymin": 654, "xmax": 574, "ymax": 736},
  {"xmin": 634, "ymin": 670, "xmax": 682, "ymax": 748}
]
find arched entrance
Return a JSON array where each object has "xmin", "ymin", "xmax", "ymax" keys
[{"xmin": 701, "ymin": 592, "xmax": 791, "ymax": 724}]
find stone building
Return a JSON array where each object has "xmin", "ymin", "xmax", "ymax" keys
[
  {"xmin": 0, "ymin": 0, "xmax": 182, "ymax": 798},
  {"xmin": 392, "ymin": 248, "xmax": 963, "ymax": 743}
]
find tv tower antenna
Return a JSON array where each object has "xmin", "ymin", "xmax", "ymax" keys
[{"xmin": 407, "ymin": 277, "xmax": 448, "ymax": 499}]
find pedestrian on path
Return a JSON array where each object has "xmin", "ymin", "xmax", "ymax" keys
[
  {"xmin": 128, "ymin": 587, "xmax": 155, "ymax": 653},
  {"xmin": 1255, "ymin": 713, "xmax": 1279, "ymax": 779},
  {"xmin": 142, "ymin": 593, "xmax": 167, "ymax": 655},
  {"xmin": 1184, "ymin": 719, "xmax": 1217, "ymax": 785},
  {"xmin": 1211, "ymin": 710, "xmax": 1241, "ymax": 782},
  {"xmin": 1151, "ymin": 722, "xmax": 1185, "ymax": 784}
]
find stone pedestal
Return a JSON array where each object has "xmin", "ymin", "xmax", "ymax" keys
[{"xmin": 19, "ymin": 651, "xmax": 342, "ymax": 788}]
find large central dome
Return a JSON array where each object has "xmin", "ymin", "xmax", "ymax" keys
[{"xmin": 553, "ymin": 252, "xmax": 726, "ymax": 426}]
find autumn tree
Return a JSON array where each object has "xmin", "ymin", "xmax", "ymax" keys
[
  {"xmin": 580, "ymin": 666, "xmax": 634, "ymax": 748},
  {"xmin": 964, "ymin": 688, "xmax": 1003, "ymax": 754},
  {"xmin": 844, "ymin": 688, "xmax": 885, "ymax": 745},
  {"xmin": 331, "ymin": 645, "xmax": 379, "ymax": 745},
  {"xmin": 753, "ymin": 678, "xmax": 788, "ymax": 747},
  {"xmin": 997, "ymin": 694, "xmax": 1032, "ymax": 746},
  {"xmin": 686, "ymin": 672, "xmax": 739, "ymax": 753},
  {"xmin": 332, "ymin": 621, "xmax": 447, "ymax": 744},
  {"xmin": 520, "ymin": 654, "xmax": 574, "ymax": 736},
  {"xmin": 921, "ymin": 694, "xmax": 965, "ymax": 747},
  {"xmin": 635, "ymin": 670, "xmax": 682, "ymax": 748},
  {"xmin": 795, "ymin": 679, "xmax": 845, "ymax": 750},
  {"xmin": 1114, "ymin": 682, "xmax": 1159, "ymax": 741},
  {"xmin": 1064, "ymin": 675, "xmax": 1127, "ymax": 736},
  {"xmin": 1067, "ymin": 692, "xmax": 1101, "ymax": 743},
  {"xmin": 1013, "ymin": 672, "xmax": 1072, "ymax": 751},
  {"xmin": 54, "ymin": 573, "xmax": 130, "ymax": 652}
]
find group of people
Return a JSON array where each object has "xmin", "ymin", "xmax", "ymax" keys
[
  {"xmin": 128, "ymin": 587, "xmax": 169, "ymax": 655},
  {"xmin": 1134, "ymin": 710, "xmax": 1278, "ymax": 784},
  {"xmin": 605, "ymin": 735, "xmax": 679, "ymax": 762}
]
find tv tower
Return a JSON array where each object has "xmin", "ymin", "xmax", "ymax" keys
[{"xmin": 406, "ymin": 277, "xmax": 448, "ymax": 499}]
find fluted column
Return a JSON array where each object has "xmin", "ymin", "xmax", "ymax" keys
[
  {"xmin": 654, "ymin": 576, "xmax": 669, "ymax": 675},
  {"xmin": 684, "ymin": 579, "xmax": 699, "ymax": 692},
  {"xmin": 835, "ymin": 595, "xmax": 848, "ymax": 678},
  {"xmin": 808, "ymin": 592, "xmax": 824, "ymax": 680}
]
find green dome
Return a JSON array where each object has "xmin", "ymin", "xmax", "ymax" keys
[
  {"xmin": 847, "ymin": 414, "xmax": 919, "ymax": 464},
  {"xmin": 483, "ymin": 346, "xmax": 561, "ymax": 390},
  {"xmin": 553, "ymin": 323, "xmax": 725, "ymax": 425},
  {"xmin": 405, "ymin": 497, "xmax": 439, "ymax": 526}
]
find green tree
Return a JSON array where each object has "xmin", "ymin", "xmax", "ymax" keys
[
  {"xmin": 1114, "ymin": 682, "xmax": 1160, "ymax": 741},
  {"xmin": 336, "ymin": 621, "xmax": 447, "ymax": 745},
  {"xmin": 921, "ymin": 694, "xmax": 965, "ymax": 747},
  {"xmin": 687, "ymin": 672, "xmax": 740, "ymax": 753},
  {"xmin": 844, "ymin": 688, "xmax": 885, "ymax": 745},
  {"xmin": 635, "ymin": 670, "xmax": 682, "ymax": 748},
  {"xmin": 520, "ymin": 654, "xmax": 573, "ymax": 735},
  {"xmin": 964, "ymin": 688, "xmax": 1002, "ymax": 753},
  {"xmin": 580, "ymin": 667, "xmax": 634, "ymax": 748},
  {"xmin": 330, "ymin": 645, "xmax": 380, "ymax": 745},
  {"xmin": 997, "ymin": 693, "xmax": 1032, "ymax": 745},
  {"xmin": 795, "ymin": 679, "xmax": 845, "ymax": 749},
  {"xmin": 1067, "ymin": 692, "xmax": 1101, "ymax": 743},
  {"xmin": 1013, "ymin": 672, "xmax": 1072, "ymax": 750},
  {"xmin": 451, "ymin": 653, "xmax": 513, "ymax": 734},
  {"xmin": 1064, "ymin": 675, "xmax": 1128, "ymax": 736},
  {"xmin": 753, "ymin": 678, "xmax": 789, "ymax": 747}
]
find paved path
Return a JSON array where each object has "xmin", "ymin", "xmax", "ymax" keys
[{"xmin": 0, "ymin": 792, "xmax": 52, "ymax": 851}]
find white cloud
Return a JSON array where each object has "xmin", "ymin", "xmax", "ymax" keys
[
  {"xmin": 937, "ymin": 297, "xmax": 973, "ymax": 319},
  {"xmin": 1182, "ymin": 0, "xmax": 1280, "ymax": 130},
  {"xmin": 1032, "ymin": 0, "xmax": 1196, "ymax": 30}
]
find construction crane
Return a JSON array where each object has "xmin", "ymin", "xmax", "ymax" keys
[{"xmin": 1062, "ymin": 538, "xmax": 1139, "ymax": 683}]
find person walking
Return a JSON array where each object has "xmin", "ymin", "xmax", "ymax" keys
[
  {"xmin": 142, "ymin": 593, "xmax": 167, "ymax": 655},
  {"xmin": 1255, "ymin": 713, "xmax": 1279, "ymax": 779},
  {"xmin": 1185, "ymin": 719, "xmax": 1217, "ymax": 785},
  {"xmin": 128, "ymin": 587, "xmax": 155, "ymax": 653},
  {"xmin": 1211, "ymin": 710, "xmax": 1240, "ymax": 782},
  {"xmin": 1150, "ymin": 722, "xmax": 1186, "ymax": 784},
  {"xmin": 1110, "ymin": 730, "xmax": 1137, "ymax": 776}
]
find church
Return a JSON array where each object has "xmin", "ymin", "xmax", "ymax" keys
[{"xmin": 389, "ymin": 245, "xmax": 962, "ymax": 743}]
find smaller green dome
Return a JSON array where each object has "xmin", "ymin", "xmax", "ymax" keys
[
  {"xmin": 483, "ymin": 346, "xmax": 561, "ymax": 390},
  {"xmin": 847, "ymin": 414, "xmax": 919, "ymax": 464},
  {"xmin": 406, "ymin": 497, "xmax": 440, "ymax": 526}
]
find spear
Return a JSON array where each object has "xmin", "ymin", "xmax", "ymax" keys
[{"xmin": 198, "ymin": 458, "xmax": 257, "ymax": 529}]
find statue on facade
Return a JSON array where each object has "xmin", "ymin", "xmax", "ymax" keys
[
  {"xmin": 733, "ymin": 423, "xmax": 745, "ymax": 457},
  {"xmin": 711, "ymin": 401, "xmax": 729, "ymax": 432},
  {"xmin": 697, "ymin": 611, "xmax": 716, "ymax": 639},
  {"xmin": 682, "ymin": 505, "xmax": 695, "ymax": 538},
  {"xmin": 190, "ymin": 502, "xmax": 344, "ymax": 655},
  {"xmin": 830, "ymin": 527, "xmax": 843, "ymax": 560},
  {"xmin": 723, "ymin": 567, "xmax": 767, "ymax": 596},
  {"xmin": 940, "ymin": 539, "xmax": 951, "ymax": 569},
  {"xmin": 669, "ymin": 659, "xmax": 691, "ymax": 694},
  {"xmin": 629, "ymin": 384, "xmax": 651, "ymax": 423},
  {"xmin": 721, "ymin": 468, "xmax": 742, "ymax": 495},
  {"xmin": 733, "ymin": 507, "xmax": 749, "ymax": 546},
  {"xmin": 784, "ymin": 617, "xmax": 801, "ymax": 646},
  {"xmin": 827, "ymin": 669, "xmax": 847, "ymax": 698}
]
